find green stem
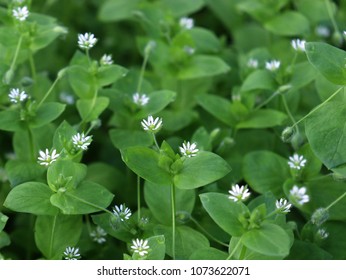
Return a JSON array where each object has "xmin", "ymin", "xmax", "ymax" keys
[
  {"xmin": 291, "ymin": 87, "xmax": 343, "ymax": 128},
  {"xmin": 137, "ymin": 175, "xmax": 141, "ymax": 224},
  {"xmin": 171, "ymin": 183, "xmax": 176, "ymax": 260},
  {"xmin": 29, "ymin": 52, "xmax": 37, "ymax": 82},
  {"xmin": 27, "ymin": 126, "xmax": 36, "ymax": 161},
  {"xmin": 254, "ymin": 90, "xmax": 280, "ymax": 111},
  {"xmin": 37, "ymin": 74, "xmax": 62, "ymax": 108},
  {"xmin": 325, "ymin": 191, "xmax": 346, "ymax": 211},
  {"xmin": 325, "ymin": 0, "xmax": 340, "ymax": 34},
  {"xmin": 226, "ymin": 237, "xmax": 243, "ymax": 260},
  {"xmin": 136, "ymin": 49, "xmax": 150, "ymax": 94},
  {"xmin": 152, "ymin": 133, "xmax": 160, "ymax": 150},
  {"xmin": 49, "ymin": 215, "xmax": 58, "ymax": 259},
  {"xmin": 281, "ymin": 95, "xmax": 296, "ymax": 125},
  {"xmin": 190, "ymin": 216, "xmax": 229, "ymax": 248},
  {"xmin": 5, "ymin": 35, "xmax": 23, "ymax": 84}
]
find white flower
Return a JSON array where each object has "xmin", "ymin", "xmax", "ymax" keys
[
  {"xmin": 133, "ymin": 93, "xmax": 150, "ymax": 106},
  {"xmin": 316, "ymin": 25, "xmax": 330, "ymax": 38},
  {"xmin": 275, "ymin": 198, "xmax": 292, "ymax": 213},
  {"xmin": 37, "ymin": 149, "xmax": 60, "ymax": 166},
  {"xmin": 317, "ymin": 228, "xmax": 329, "ymax": 239},
  {"xmin": 131, "ymin": 239, "xmax": 149, "ymax": 257},
  {"xmin": 12, "ymin": 6, "xmax": 29, "ymax": 21},
  {"xmin": 183, "ymin": 46, "xmax": 195, "ymax": 55},
  {"xmin": 247, "ymin": 58, "xmax": 258, "ymax": 69},
  {"xmin": 179, "ymin": 141, "xmax": 199, "ymax": 158},
  {"xmin": 288, "ymin": 154, "xmax": 307, "ymax": 170},
  {"xmin": 113, "ymin": 204, "xmax": 132, "ymax": 221},
  {"xmin": 291, "ymin": 39, "xmax": 306, "ymax": 52},
  {"xmin": 72, "ymin": 132, "xmax": 92, "ymax": 151},
  {"xmin": 90, "ymin": 226, "xmax": 107, "ymax": 244},
  {"xmin": 141, "ymin": 115, "xmax": 162, "ymax": 132},
  {"xmin": 78, "ymin": 32, "xmax": 97, "ymax": 50},
  {"xmin": 228, "ymin": 184, "xmax": 251, "ymax": 202},
  {"xmin": 265, "ymin": 60, "xmax": 280, "ymax": 71},
  {"xmin": 8, "ymin": 88, "xmax": 28, "ymax": 103},
  {"xmin": 179, "ymin": 17, "xmax": 194, "ymax": 29},
  {"xmin": 59, "ymin": 92, "xmax": 75, "ymax": 105},
  {"xmin": 63, "ymin": 247, "xmax": 81, "ymax": 260},
  {"xmin": 100, "ymin": 54, "xmax": 113, "ymax": 65},
  {"xmin": 290, "ymin": 185, "xmax": 309, "ymax": 205}
]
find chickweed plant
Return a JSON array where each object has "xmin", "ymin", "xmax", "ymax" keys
[{"xmin": 0, "ymin": 0, "xmax": 346, "ymax": 260}]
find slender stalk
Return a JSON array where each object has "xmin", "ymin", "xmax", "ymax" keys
[
  {"xmin": 37, "ymin": 74, "xmax": 62, "ymax": 108},
  {"xmin": 29, "ymin": 52, "xmax": 37, "ymax": 82},
  {"xmin": 325, "ymin": 0, "xmax": 340, "ymax": 34},
  {"xmin": 27, "ymin": 126, "xmax": 36, "ymax": 161},
  {"xmin": 254, "ymin": 90, "xmax": 280, "ymax": 111},
  {"xmin": 291, "ymin": 87, "xmax": 343, "ymax": 128},
  {"xmin": 325, "ymin": 191, "xmax": 346, "ymax": 211},
  {"xmin": 152, "ymin": 133, "xmax": 160, "ymax": 151},
  {"xmin": 4, "ymin": 35, "xmax": 23, "ymax": 84},
  {"xmin": 136, "ymin": 49, "xmax": 150, "ymax": 94},
  {"xmin": 171, "ymin": 183, "xmax": 176, "ymax": 260},
  {"xmin": 137, "ymin": 175, "xmax": 141, "ymax": 224},
  {"xmin": 190, "ymin": 216, "xmax": 229, "ymax": 248},
  {"xmin": 226, "ymin": 237, "xmax": 243, "ymax": 260},
  {"xmin": 281, "ymin": 95, "xmax": 296, "ymax": 125}
]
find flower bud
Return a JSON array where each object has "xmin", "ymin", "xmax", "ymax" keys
[
  {"xmin": 311, "ymin": 208, "xmax": 329, "ymax": 226},
  {"xmin": 281, "ymin": 126, "xmax": 295, "ymax": 143}
]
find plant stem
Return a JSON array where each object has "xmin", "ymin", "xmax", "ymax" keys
[
  {"xmin": 325, "ymin": 191, "xmax": 346, "ymax": 211},
  {"xmin": 291, "ymin": 87, "xmax": 343, "ymax": 128},
  {"xmin": 325, "ymin": 0, "xmax": 340, "ymax": 34},
  {"xmin": 136, "ymin": 48, "xmax": 150, "ymax": 94},
  {"xmin": 171, "ymin": 183, "xmax": 176, "ymax": 260},
  {"xmin": 5, "ymin": 35, "xmax": 23, "ymax": 84},
  {"xmin": 254, "ymin": 90, "xmax": 280, "ymax": 111},
  {"xmin": 281, "ymin": 95, "xmax": 296, "ymax": 125},
  {"xmin": 152, "ymin": 133, "xmax": 160, "ymax": 150},
  {"xmin": 137, "ymin": 175, "xmax": 141, "ymax": 224},
  {"xmin": 27, "ymin": 126, "xmax": 36, "ymax": 161},
  {"xmin": 190, "ymin": 216, "xmax": 229, "ymax": 248},
  {"xmin": 29, "ymin": 52, "xmax": 37, "ymax": 82},
  {"xmin": 226, "ymin": 237, "xmax": 243, "ymax": 260},
  {"xmin": 37, "ymin": 74, "xmax": 62, "ymax": 108}
]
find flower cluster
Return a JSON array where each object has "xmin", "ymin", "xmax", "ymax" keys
[
  {"xmin": 113, "ymin": 204, "xmax": 132, "ymax": 221},
  {"xmin": 37, "ymin": 149, "xmax": 60, "ymax": 166},
  {"xmin": 131, "ymin": 239, "xmax": 150, "ymax": 257},
  {"xmin": 8, "ymin": 88, "xmax": 28, "ymax": 103},
  {"xmin": 288, "ymin": 154, "xmax": 307, "ymax": 170},
  {"xmin": 12, "ymin": 6, "xmax": 29, "ymax": 21},
  {"xmin": 228, "ymin": 184, "xmax": 251, "ymax": 202},
  {"xmin": 63, "ymin": 247, "xmax": 81, "ymax": 260}
]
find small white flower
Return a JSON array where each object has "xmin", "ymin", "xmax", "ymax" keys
[
  {"xmin": 265, "ymin": 60, "xmax": 280, "ymax": 71},
  {"xmin": 59, "ymin": 92, "xmax": 75, "ymax": 105},
  {"xmin": 37, "ymin": 149, "xmax": 60, "ymax": 166},
  {"xmin": 90, "ymin": 226, "xmax": 107, "ymax": 244},
  {"xmin": 12, "ymin": 6, "xmax": 29, "ymax": 21},
  {"xmin": 275, "ymin": 198, "xmax": 292, "ymax": 213},
  {"xmin": 290, "ymin": 185, "xmax": 309, "ymax": 205},
  {"xmin": 131, "ymin": 239, "xmax": 149, "ymax": 257},
  {"xmin": 72, "ymin": 132, "xmax": 92, "ymax": 151},
  {"xmin": 141, "ymin": 115, "xmax": 162, "ymax": 132},
  {"xmin": 133, "ymin": 93, "xmax": 150, "ymax": 106},
  {"xmin": 179, "ymin": 141, "xmax": 199, "ymax": 158},
  {"xmin": 288, "ymin": 154, "xmax": 307, "ymax": 170},
  {"xmin": 63, "ymin": 247, "xmax": 81, "ymax": 260},
  {"xmin": 8, "ymin": 88, "xmax": 28, "ymax": 103},
  {"xmin": 291, "ymin": 39, "xmax": 306, "ymax": 52},
  {"xmin": 77, "ymin": 32, "xmax": 97, "ymax": 50},
  {"xmin": 183, "ymin": 46, "xmax": 195, "ymax": 55},
  {"xmin": 113, "ymin": 204, "xmax": 132, "ymax": 221},
  {"xmin": 247, "ymin": 58, "xmax": 258, "ymax": 69},
  {"xmin": 317, "ymin": 228, "xmax": 329, "ymax": 239},
  {"xmin": 100, "ymin": 54, "xmax": 113, "ymax": 65},
  {"xmin": 316, "ymin": 25, "xmax": 330, "ymax": 38},
  {"xmin": 228, "ymin": 184, "xmax": 251, "ymax": 202},
  {"xmin": 179, "ymin": 17, "xmax": 194, "ymax": 29}
]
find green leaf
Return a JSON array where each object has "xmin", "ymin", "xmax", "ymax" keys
[
  {"xmin": 35, "ymin": 215, "xmax": 82, "ymax": 259},
  {"xmin": 189, "ymin": 28, "xmax": 221, "ymax": 53},
  {"xmin": 0, "ymin": 212, "xmax": 8, "ymax": 232},
  {"xmin": 200, "ymin": 193, "xmax": 249, "ymax": 236},
  {"xmin": 241, "ymin": 70, "xmax": 276, "ymax": 92},
  {"xmin": 242, "ymin": 223, "xmax": 291, "ymax": 257},
  {"xmin": 5, "ymin": 160, "xmax": 45, "ymax": 187},
  {"xmin": 287, "ymin": 240, "xmax": 332, "ymax": 260},
  {"xmin": 305, "ymin": 42, "xmax": 346, "ymax": 85},
  {"xmin": 98, "ymin": 0, "xmax": 140, "ymax": 21},
  {"xmin": 321, "ymin": 221, "xmax": 346, "ymax": 259},
  {"xmin": 0, "ymin": 110, "xmax": 23, "ymax": 132},
  {"xmin": 4, "ymin": 182, "xmax": 58, "ymax": 215},
  {"xmin": 236, "ymin": 109, "xmax": 287, "ymax": 129},
  {"xmin": 144, "ymin": 181, "xmax": 195, "ymax": 225},
  {"xmin": 178, "ymin": 55, "xmax": 230, "ymax": 80},
  {"xmin": 109, "ymin": 129, "xmax": 153, "ymax": 149},
  {"xmin": 53, "ymin": 120, "xmax": 77, "ymax": 151},
  {"xmin": 264, "ymin": 11, "xmax": 310, "ymax": 36},
  {"xmin": 196, "ymin": 94, "xmax": 235, "ymax": 126},
  {"xmin": 30, "ymin": 102, "xmax": 66, "ymax": 128},
  {"xmin": 145, "ymin": 235, "xmax": 166, "ymax": 260},
  {"xmin": 159, "ymin": 109, "xmax": 197, "ymax": 131},
  {"xmin": 154, "ymin": 225, "xmax": 209, "ymax": 259},
  {"xmin": 121, "ymin": 146, "xmax": 172, "ymax": 186},
  {"xmin": 96, "ymin": 65, "xmax": 128, "ymax": 87},
  {"xmin": 50, "ymin": 181, "xmax": 114, "ymax": 215},
  {"xmin": 243, "ymin": 151, "xmax": 290, "ymax": 196},
  {"xmin": 174, "ymin": 151, "xmax": 231, "ymax": 189},
  {"xmin": 189, "ymin": 247, "xmax": 228, "ymax": 260},
  {"xmin": 67, "ymin": 65, "xmax": 96, "ymax": 99},
  {"xmin": 305, "ymin": 101, "xmax": 346, "ymax": 169},
  {"xmin": 0, "ymin": 232, "xmax": 10, "ymax": 250},
  {"xmin": 77, "ymin": 97, "xmax": 109, "ymax": 123},
  {"xmin": 162, "ymin": 0, "xmax": 204, "ymax": 17}
]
